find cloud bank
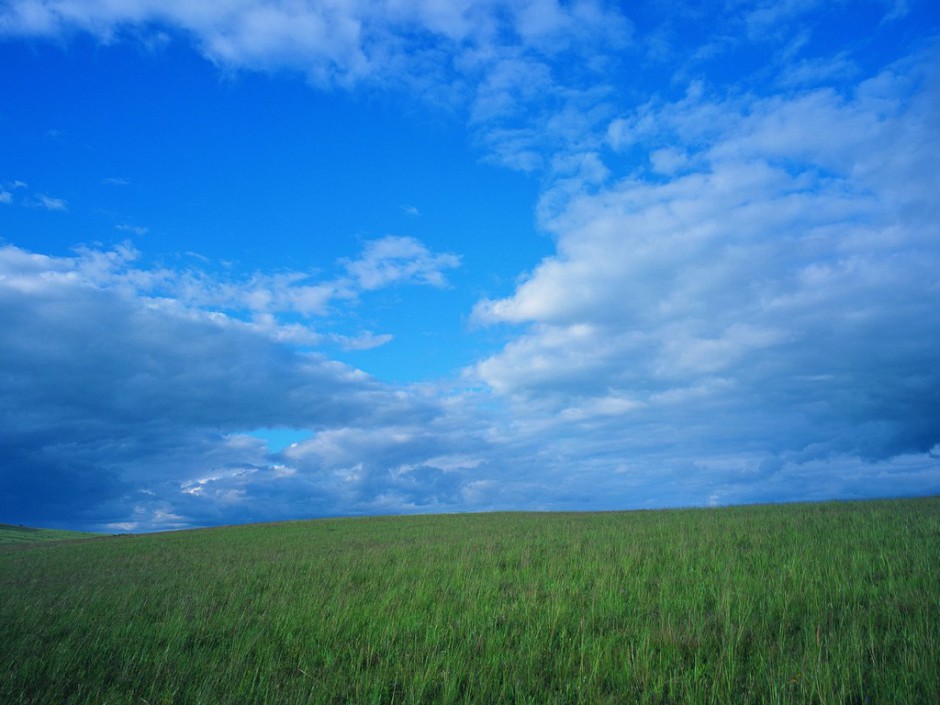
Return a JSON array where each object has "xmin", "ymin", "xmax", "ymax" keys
[
  {"xmin": 1, "ymin": 0, "xmax": 939, "ymax": 530},
  {"xmin": 475, "ymin": 51, "xmax": 940, "ymax": 462},
  {"xmin": 0, "ymin": 240, "xmax": 479, "ymax": 529}
]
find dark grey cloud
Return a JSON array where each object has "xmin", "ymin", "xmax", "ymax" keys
[{"xmin": 0, "ymin": 245, "xmax": 448, "ymax": 529}]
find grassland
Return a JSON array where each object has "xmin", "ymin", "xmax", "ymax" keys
[
  {"xmin": 0, "ymin": 523, "xmax": 100, "ymax": 545},
  {"xmin": 1, "ymin": 497, "xmax": 938, "ymax": 704}
]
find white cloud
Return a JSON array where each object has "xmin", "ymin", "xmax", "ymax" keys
[
  {"xmin": 472, "ymin": 47, "xmax": 940, "ymax": 470},
  {"xmin": 0, "ymin": 1, "xmax": 627, "ymax": 83},
  {"xmin": 333, "ymin": 330, "xmax": 394, "ymax": 351},
  {"xmin": 342, "ymin": 235, "xmax": 460, "ymax": 290},
  {"xmin": 0, "ymin": 191, "xmax": 12, "ymax": 204},
  {"xmin": 742, "ymin": 0, "xmax": 824, "ymax": 40},
  {"xmin": 559, "ymin": 393, "xmax": 643, "ymax": 422},
  {"xmin": 116, "ymin": 223, "xmax": 148, "ymax": 235},
  {"xmin": 2, "ymin": 220, "xmax": 937, "ymax": 530},
  {"xmin": 778, "ymin": 54, "xmax": 858, "ymax": 87},
  {"xmin": 0, "ymin": 235, "xmax": 457, "ymax": 344},
  {"xmin": 36, "ymin": 193, "xmax": 68, "ymax": 210},
  {"xmin": 0, "ymin": 0, "xmax": 630, "ymax": 171},
  {"xmin": 649, "ymin": 147, "xmax": 688, "ymax": 175}
]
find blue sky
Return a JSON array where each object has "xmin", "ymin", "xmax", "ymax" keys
[{"xmin": 1, "ymin": 0, "xmax": 939, "ymax": 532}]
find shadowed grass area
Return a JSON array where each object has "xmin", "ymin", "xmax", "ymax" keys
[
  {"xmin": 1, "ymin": 497, "xmax": 938, "ymax": 703},
  {"xmin": 0, "ymin": 523, "xmax": 101, "ymax": 545}
]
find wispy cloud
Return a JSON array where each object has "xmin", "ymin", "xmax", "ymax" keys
[
  {"xmin": 1, "ymin": 180, "xmax": 28, "ymax": 204},
  {"xmin": 0, "ymin": 235, "xmax": 459, "ymax": 351},
  {"xmin": 35, "ymin": 193, "xmax": 68, "ymax": 211},
  {"xmin": 0, "ymin": 0, "xmax": 630, "ymax": 172},
  {"xmin": 343, "ymin": 236, "xmax": 460, "ymax": 291},
  {"xmin": 333, "ymin": 331, "xmax": 394, "ymax": 351},
  {"xmin": 116, "ymin": 223, "xmax": 148, "ymax": 236}
]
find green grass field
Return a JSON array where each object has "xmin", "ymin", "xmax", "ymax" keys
[
  {"xmin": 1, "ymin": 497, "xmax": 938, "ymax": 704},
  {"xmin": 0, "ymin": 523, "xmax": 100, "ymax": 545}
]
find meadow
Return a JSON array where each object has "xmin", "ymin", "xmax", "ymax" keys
[
  {"xmin": 0, "ymin": 523, "xmax": 100, "ymax": 545},
  {"xmin": 1, "ymin": 497, "xmax": 938, "ymax": 704}
]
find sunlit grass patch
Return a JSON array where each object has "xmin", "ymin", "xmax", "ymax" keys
[{"xmin": 0, "ymin": 523, "xmax": 100, "ymax": 545}]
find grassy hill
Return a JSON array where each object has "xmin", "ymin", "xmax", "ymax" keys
[
  {"xmin": 1, "ymin": 497, "xmax": 938, "ymax": 704},
  {"xmin": 0, "ymin": 523, "xmax": 100, "ymax": 545}
]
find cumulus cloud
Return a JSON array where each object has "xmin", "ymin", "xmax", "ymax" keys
[
  {"xmin": 343, "ymin": 235, "xmax": 460, "ymax": 290},
  {"xmin": 3, "ymin": 180, "xmax": 938, "ymax": 531},
  {"xmin": 473, "ymin": 47, "xmax": 940, "ymax": 473}
]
